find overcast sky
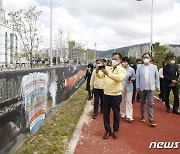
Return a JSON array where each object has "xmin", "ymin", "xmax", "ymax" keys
[{"xmin": 3, "ymin": 0, "xmax": 180, "ymax": 50}]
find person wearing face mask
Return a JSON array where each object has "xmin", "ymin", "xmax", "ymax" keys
[
  {"xmin": 163, "ymin": 55, "xmax": 179, "ymax": 114},
  {"xmin": 121, "ymin": 57, "xmax": 136, "ymax": 122},
  {"xmin": 85, "ymin": 63, "xmax": 94, "ymax": 100},
  {"xmin": 96, "ymin": 53, "xmax": 126, "ymax": 139},
  {"xmin": 132, "ymin": 59, "xmax": 142, "ymax": 103},
  {"xmin": 90, "ymin": 59, "xmax": 105, "ymax": 119},
  {"xmin": 136, "ymin": 53, "xmax": 160, "ymax": 127}
]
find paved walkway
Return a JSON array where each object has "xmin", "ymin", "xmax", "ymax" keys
[{"xmin": 74, "ymin": 99, "xmax": 180, "ymax": 154}]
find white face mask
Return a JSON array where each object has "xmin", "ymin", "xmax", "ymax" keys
[
  {"xmin": 170, "ymin": 60, "xmax": 175, "ymax": 65},
  {"xmin": 136, "ymin": 64, "xmax": 141, "ymax": 67},
  {"xmin": 112, "ymin": 60, "xmax": 119, "ymax": 66},
  {"xmin": 96, "ymin": 64, "xmax": 101, "ymax": 67},
  {"xmin": 143, "ymin": 58, "xmax": 150, "ymax": 64},
  {"xmin": 122, "ymin": 62, "xmax": 125, "ymax": 67}
]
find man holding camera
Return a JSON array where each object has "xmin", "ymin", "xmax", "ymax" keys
[
  {"xmin": 96, "ymin": 53, "xmax": 126, "ymax": 139},
  {"xmin": 90, "ymin": 59, "xmax": 105, "ymax": 119}
]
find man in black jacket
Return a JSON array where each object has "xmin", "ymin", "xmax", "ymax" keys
[{"xmin": 163, "ymin": 55, "xmax": 179, "ymax": 114}]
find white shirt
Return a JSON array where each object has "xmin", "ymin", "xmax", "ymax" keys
[
  {"xmin": 159, "ymin": 68, "xmax": 164, "ymax": 78},
  {"xmin": 144, "ymin": 65, "xmax": 150, "ymax": 90}
]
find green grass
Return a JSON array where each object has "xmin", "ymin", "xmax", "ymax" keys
[{"xmin": 15, "ymin": 84, "xmax": 88, "ymax": 154}]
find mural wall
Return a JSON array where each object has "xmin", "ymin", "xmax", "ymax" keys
[{"xmin": 0, "ymin": 65, "xmax": 86, "ymax": 153}]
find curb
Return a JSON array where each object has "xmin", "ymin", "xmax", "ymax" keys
[{"xmin": 65, "ymin": 100, "xmax": 93, "ymax": 154}]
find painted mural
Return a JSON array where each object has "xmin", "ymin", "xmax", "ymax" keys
[
  {"xmin": 0, "ymin": 65, "xmax": 86, "ymax": 153},
  {"xmin": 21, "ymin": 72, "xmax": 49, "ymax": 134}
]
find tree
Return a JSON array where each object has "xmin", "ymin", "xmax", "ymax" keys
[
  {"xmin": 8, "ymin": 6, "xmax": 42, "ymax": 68},
  {"xmin": 153, "ymin": 42, "xmax": 169, "ymax": 68}
]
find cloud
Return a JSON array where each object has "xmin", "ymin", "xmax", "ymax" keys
[{"xmin": 3, "ymin": 0, "xmax": 180, "ymax": 50}]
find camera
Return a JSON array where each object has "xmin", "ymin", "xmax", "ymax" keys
[{"xmin": 98, "ymin": 65, "xmax": 105, "ymax": 70}]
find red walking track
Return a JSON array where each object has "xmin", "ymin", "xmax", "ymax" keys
[{"xmin": 74, "ymin": 99, "xmax": 180, "ymax": 154}]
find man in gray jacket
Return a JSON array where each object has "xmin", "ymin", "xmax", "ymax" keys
[{"xmin": 136, "ymin": 53, "xmax": 160, "ymax": 126}]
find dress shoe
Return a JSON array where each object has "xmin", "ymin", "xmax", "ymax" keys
[
  {"xmin": 172, "ymin": 110, "xmax": 180, "ymax": 115},
  {"xmin": 93, "ymin": 114, "xmax": 98, "ymax": 119},
  {"xmin": 103, "ymin": 132, "xmax": 111, "ymax": 139},
  {"xmin": 166, "ymin": 108, "xmax": 171, "ymax": 113},
  {"xmin": 113, "ymin": 131, "xmax": 118, "ymax": 139}
]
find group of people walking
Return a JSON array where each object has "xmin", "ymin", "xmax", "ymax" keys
[{"xmin": 85, "ymin": 52, "xmax": 179, "ymax": 140}]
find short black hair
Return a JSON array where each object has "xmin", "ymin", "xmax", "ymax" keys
[
  {"xmin": 169, "ymin": 55, "xmax": 176, "ymax": 59},
  {"xmin": 122, "ymin": 56, "xmax": 130, "ymax": 64},
  {"xmin": 142, "ymin": 52, "xmax": 151, "ymax": 57},
  {"xmin": 88, "ymin": 63, "xmax": 93, "ymax": 69},
  {"xmin": 102, "ymin": 58, "xmax": 107, "ymax": 63},
  {"xmin": 136, "ymin": 59, "xmax": 142, "ymax": 63},
  {"xmin": 95, "ymin": 59, "xmax": 102, "ymax": 63},
  {"xmin": 112, "ymin": 52, "xmax": 122, "ymax": 59}
]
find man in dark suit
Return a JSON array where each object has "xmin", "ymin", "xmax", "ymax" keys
[
  {"xmin": 132, "ymin": 59, "xmax": 142, "ymax": 103},
  {"xmin": 163, "ymin": 55, "xmax": 180, "ymax": 114}
]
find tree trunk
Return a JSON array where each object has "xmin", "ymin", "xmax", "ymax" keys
[{"xmin": 30, "ymin": 52, "xmax": 33, "ymax": 68}]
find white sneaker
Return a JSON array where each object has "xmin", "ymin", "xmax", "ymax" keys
[{"xmin": 121, "ymin": 115, "xmax": 126, "ymax": 118}]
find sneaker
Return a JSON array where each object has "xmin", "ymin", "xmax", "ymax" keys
[
  {"xmin": 149, "ymin": 120, "xmax": 157, "ymax": 126},
  {"xmin": 141, "ymin": 116, "xmax": 145, "ymax": 122},
  {"xmin": 121, "ymin": 115, "xmax": 126, "ymax": 118},
  {"xmin": 126, "ymin": 118, "xmax": 133, "ymax": 123}
]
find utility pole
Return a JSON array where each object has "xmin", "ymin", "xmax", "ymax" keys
[
  {"xmin": 50, "ymin": 0, "xmax": 52, "ymax": 67},
  {"xmin": 94, "ymin": 43, "xmax": 96, "ymax": 63}
]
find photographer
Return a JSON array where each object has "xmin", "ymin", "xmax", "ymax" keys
[
  {"xmin": 96, "ymin": 53, "xmax": 126, "ymax": 139},
  {"xmin": 121, "ymin": 57, "xmax": 136, "ymax": 122},
  {"xmin": 90, "ymin": 59, "xmax": 105, "ymax": 119},
  {"xmin": 85, "ymin": 63, "xmax": 94, "ymax": 100}
]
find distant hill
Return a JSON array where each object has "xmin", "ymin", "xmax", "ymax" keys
[
  {"xmin": 89, "ymin": 43, "xmax": 150, "ymax": 58},
  {"xmin": 89, "ymin": 43, "xmax": 180, "ymax": 58}
]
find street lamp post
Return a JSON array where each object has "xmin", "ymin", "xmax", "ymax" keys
[
  {"xmin": 50, "ymin": 0, "xmax": 53, "ymax": 67},
  {"xmin": 94, "ymin": 43, "xmax": 97, "ymax": 64},
  {"xmin": 137, "ymin": 0, "xmax": 154, "ymax": 56}
]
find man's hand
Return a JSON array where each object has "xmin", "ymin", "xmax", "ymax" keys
[
  {"xmin": 172, "ymin": 80, "xmax": 177, "ymax": 84},
  {"xmin": 102, "ymin": 69, "xmax": 108, "ymax": 75},
  {"xmin": 136, "ymin": 88, "xmax": 140, "ymax": 93},
  {"xmin": 96, "ymin": 67, "xmax": 99, "ymax": 73},
  {"xmin": 156, "ymin": 88, "xmax": 160, "ymax": 93}
]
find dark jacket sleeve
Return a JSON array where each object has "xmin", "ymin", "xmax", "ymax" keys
[
  {"xmin": 163, "ymin": 65, "xmax": 172, "ymax": 82},
  {"xmin": 84, "ymin": 70, "xmax": 88, "ymax": 80},
  {"xmin": 175, "ymin": 65, "xmax": 179, "ymax": 81}
]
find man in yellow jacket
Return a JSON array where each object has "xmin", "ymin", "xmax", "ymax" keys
[
  {"xmin": 96, "ymin": 53, "xmax": 126, "ymax": 139},
  {"xmin": 90, "ymin": 59, "xmax": 105, "ymax": 119}
]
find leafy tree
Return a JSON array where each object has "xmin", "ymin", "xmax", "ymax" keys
[
  {"xmin": 8, "ymin": 6, "xmax": 42, "ymax": 68},
  {"xmin": 153, "ymin": 42, "xmax": 169, "ymax": 68}
]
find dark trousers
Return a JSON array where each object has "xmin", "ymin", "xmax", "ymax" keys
[
  {"xmin": 103, "ymin": 94, "xmax": 122, "ymax": 132},
  {"xmin": 94, "ymin": 89, "xmax": 104, "ymax": 114},
  {"xmin": 164, "ymin": 85, "xmax": 179, "ymax": 111},
  {"xmin": 132, "ymin": 81, "xmax": 140, "ymax": 103},
  {"xmin": 159, "ymin": 78, "xmax": 165, "ymax": 102}
]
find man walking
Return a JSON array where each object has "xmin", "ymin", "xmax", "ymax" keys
[
  {"xmin": 136, "ymin": 53, "xmax": 160, "ymax": 126},
  {"xmin": 97, "ymin": 53, "xmax": 126, "ymax": 139},
  {"xmin": 163, "ymin": 55, "xmax": 179, "ymax": 114}
]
